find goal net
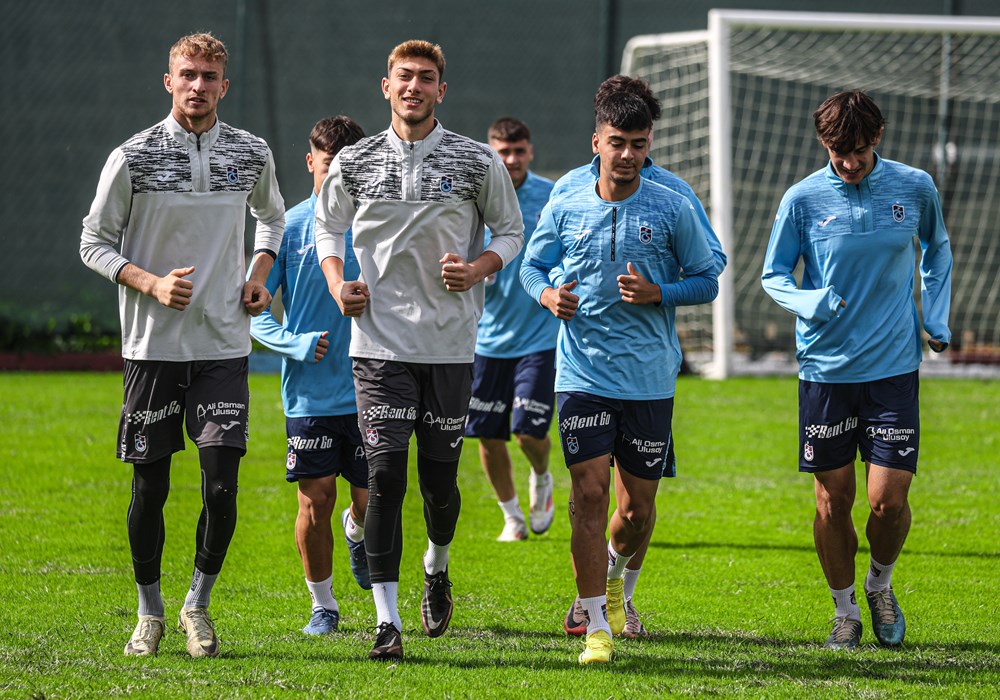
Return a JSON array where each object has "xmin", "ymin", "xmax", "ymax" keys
[{"xmin": 622, "ymin": 10, "xmax": 1000, "ymax": 378}]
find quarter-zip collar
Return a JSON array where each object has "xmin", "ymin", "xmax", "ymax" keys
[
  {"xmin": 825, "ymin": 151, "xmax": 883, "ymax": 191},
  {"xmin": 386, "ymin": 120, "xmax": 444, "ymax": 201},
  {"xmin": 164, "ymin": 113, "xmax": 220, "ymax": 192}
]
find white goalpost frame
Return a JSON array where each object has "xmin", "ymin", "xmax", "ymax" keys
[{"xmin": 623, "ymin": 9, "xmax": 1000, "ymax": 379}]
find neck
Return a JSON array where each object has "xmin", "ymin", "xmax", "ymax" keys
[
  {"xmin": 392, "ymin": 114, "xmax": 436, "ymax": 143},
  {"xmin": 596, "ymin": 176, "xmax": 640, "ymax": 202},
  {"xmin": 173, "ymin": 109, "xmax": 217, "ymax": 136}
]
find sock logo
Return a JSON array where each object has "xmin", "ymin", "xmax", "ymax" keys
[{"xmin": 870, "ymin": 564, "xmax": 882, "ymax": 577}]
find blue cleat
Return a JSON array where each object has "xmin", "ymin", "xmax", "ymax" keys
[
  {"xmin": 866, "ymin": 588, "xmax": 905, "ymax": 647},
  {"xmin": 303, "ymin": 607, "xmax": 339, "ymax": 635},
  {"xmin": 823, "ymin": 616, "xmax": 862, "ymax": 650},
  {"xmin": 342, "ymin": 507, "xmax": 372, "ymax": 590}
]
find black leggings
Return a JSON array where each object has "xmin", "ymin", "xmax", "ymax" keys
[
  {"xmin": 364, "ymin": 451, "xmax": 461, "ymax": 583},
  {"xmin": 127, "ymin": 446, "xmax": 241, "ymax": 584}
]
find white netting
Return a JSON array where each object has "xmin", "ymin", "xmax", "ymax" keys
[{"xmin": 623, "ymin": 14, "xmax": 1000, "ymax": 375}]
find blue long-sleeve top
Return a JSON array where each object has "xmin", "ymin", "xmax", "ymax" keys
[
  {"xmin": 761, "ymin": 155, "xmax": 952, "ymax": 383},
  {"xmin": 250, "ymin": 192, "xmax": 360, "ymax": 417},
  {"xmin": 521, "ymin": 178, "xmax": 717, "ymax": 400}
]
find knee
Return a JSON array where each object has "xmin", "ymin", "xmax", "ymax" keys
[
  {"xmin": 204, "ymin": 478, "xmax": 239, "ymax": 512},
  {"xmin": 573, "ymin": 479, "xmax": 608, "ymax": 516},
  {"xmin": 618, "ymin": 501, "xmax": 654, "ymax": 532},
  {"xmin": 870, "ymin": 493, "xmax": 908, "ymax": 522},
  {"xmin": 815, "ymin": 487, "xmax": 854, "ymax": 521},
  {"xmin": 299, "ymin": 486, "xmax": 336, "ymax": 521},
  {"xmin": 369, "ymin": 453, "xmax": 407, "ymax": 504}
]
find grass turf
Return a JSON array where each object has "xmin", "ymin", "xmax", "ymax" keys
[{"xmin": 0, "ymin": 373, "xmax": 997, "ymax": 698}]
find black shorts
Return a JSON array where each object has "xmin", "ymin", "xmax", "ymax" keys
[
  {"xmin": 118, "ymin": 357, "xmax": 249, "ymax": 463},
  {"xmin": 556, "ymin": 392, "xmax": 676, "ymax": 480},
  {"xmin": 798, "ymin": 370, "xmax": 920, "ymax": 473},
  {"xmin": 353, "ymin": 358, "xmax": 473, "ymax": 460},
  {"xmin": 465, "ymin": 349, "xmax": 556, "ymax": 440},
  {"xmin": 285, "ymin": 415, "xmax": 368, "ymax": 487}
]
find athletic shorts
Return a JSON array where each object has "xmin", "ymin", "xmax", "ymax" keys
[
  {"xmin": 798, "ymin": 370, "xmax": 920, "ymax": 473},
  {"xmin": 284, "ymin": 415, "xmax": 368, "ymax": 487},
  {"xmin": 118, "ymin": 357, "xmax": 249, "ymax": 463},
  {"xmin": 556, "ymin": 391, "xmax": 676, "ymax": 480},
  {"xmin": 353, "ymin": 358, "xmax": 473, "ymax": 460},
  {"xmin": 465, "ymin": 349, "xmax": 556, "ymax": 440}
]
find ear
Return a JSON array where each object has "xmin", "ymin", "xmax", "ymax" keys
[
  {"xmin": 592, "ymin": 132, "xmax": 599, "ymax": 155},
  {"xmin": 306, "ymin": 151, "xmax": 315, "ymax": 174},
  {"xmin": 219, "ymin": 78, "xmax": 229, "ymax": 99},
  {"xmin": 872, "ymin": 126, "xmax": 884, "ymax": 147},
  {"xmin": 381, "ymin": 76, "xmax": 391, "ymax": 100},
  {"xmin": 164, "ymin": 73, "xmax": 172, "ymax": 93},
  {"xmin": 436, "ymin": 81, "xmax": 447, "ymax": 104}
]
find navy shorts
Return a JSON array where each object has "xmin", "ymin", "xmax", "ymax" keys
[
  {"xmin": 118, "ymin": 357, "xmax": 249, "ymax": 463},
  {"xmin": 285, "ymin": 415, "xmax": 368, "ymax": 487},
  {"xmin": 465, "ymin": 349, "xmax": 556, "ymax": 440},
  {"xmin": 799, "ymin": 370, "xmax": 920, "ymax": 473},
  {"xmin": 353, "ymin": 358, "xmax": 473, "ymax": 460},
  {"xmin": 556, "ymin": 392, "xmax": 676, "ymax": 480}
]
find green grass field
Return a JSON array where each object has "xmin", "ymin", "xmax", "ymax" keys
[{"xmin": 0, "ymin": 373, "xmax": 997, "ymax": 698}]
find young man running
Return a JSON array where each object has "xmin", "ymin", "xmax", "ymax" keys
[
  {"xmin": 465, "ymin": 117, "xmax": 557, "ymax": 542},
  {"xmin": 521, "ymin": 92, "xmax": 718, "ymax": 664},
  {"xmin": 314, "ymin": 40, "xmax": 523, "ymax": 660},
  {"xmin": 762, "ymin": 90, "xmax": 952, "ymax": 649},
  {"xmin": 251, "ymin": 115, "xmax": 371, "ymax": 636}
]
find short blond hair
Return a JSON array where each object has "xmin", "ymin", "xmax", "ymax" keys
[
  {"xmin": 387, "ymin": 40, "xmax": 445, "ymax": 80},
  {"xmin": 168, "ymin": 32, "xmax": 229, "ymax": 75}
]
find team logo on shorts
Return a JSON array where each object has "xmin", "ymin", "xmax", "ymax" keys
[
  {"xmin": 567, "ymin": 435, "xmax": 579, "ymax": 455},
  {"xmin": 439, "ymin": 176, "xmax": 453, "ymax": 193},
  {"xmin": 286, "ymin": 452, "xmax": 297, "ymax": 470},
  {"xmin": 134, "ymin": 434, "xmax": 148, "ymax": 454},
  {"xmin": 892, "ymin": 204, "xmax": 905, "ymax": 222},
  {"xmin": 227, "ymin": 166, "xmax": 239, "ymax": 184},
  {"xmin": 639, "ymin": 225, "xmax": 653, "ymax": 244},
  {"xmin": 803, "ymin": 441, "xmax": 814, "ymax": 462},
  {"xmin": 366, "ymin": 428, "xmax": 379, "ymax": 446}
]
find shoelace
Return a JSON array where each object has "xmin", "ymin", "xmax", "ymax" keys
[
  {"xmin": 135, "ymin": 618, "xmax": 159, "ymax": 642},
  {"xmin": 869, "ymin": 590, "xmax": 898, "ymax": 624},
  {"xmin": 829, "ymin": 617, "xmax": 859, "ymax": 642},
  {"xmin": 186, "ymin": 610, "xmax": 214, "ymax": 639}
]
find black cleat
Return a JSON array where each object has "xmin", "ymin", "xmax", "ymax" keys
[
  {"xmin": 368, "ymin": 622, "xmax": 403, "ymax": 661},
  {"xmin": 421, "ymin": 568, "xmax": 454, "ymax": 638}
]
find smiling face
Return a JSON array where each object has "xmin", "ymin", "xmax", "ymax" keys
[
  {"xmin": 593, "ymin": 123, "xmax": 650, "ymax": 189},
  {"xmin": 381, "ymin": 56, "xmax": 446, "ymax": 140},
  {"xmin": 824, "ymin": 130, "xmax": 882, "ymax": 185},
  {"xmin": 164, "ymin": 55, "xmax": 228, "ymax": 134}
]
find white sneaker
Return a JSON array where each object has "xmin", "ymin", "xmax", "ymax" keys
[
  {"xmin": 528, "ymin": 471, "xmax": 554, "ymax": 535},
  {"xmin": 497, "ymin": 518, "xmax": 529, "ymax": 542}
]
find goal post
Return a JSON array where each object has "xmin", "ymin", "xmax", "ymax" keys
[{"xmin": 623, "ymin": 10, "xmax": 1000, "ymax": 378}]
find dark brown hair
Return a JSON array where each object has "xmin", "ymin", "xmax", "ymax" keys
[
  {"xmin": 309, "ymin": 115, "xmax": 365, "ymax": 156},
  {"xmin": 813, "ymin": 90, "xmax": 885, "ymax": 153},
  {"xmin": 487, "ymin": 117, "xmax": 531, "ymax": 143}
]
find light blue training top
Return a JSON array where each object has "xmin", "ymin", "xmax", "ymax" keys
[
  {"xmin": 521, "ymin": 178, "xmax": 718, "ymax": 400},
  {"xmin": 251, "ymin": 192, "xmax": 360, "ymax": 417},
  {"xmin": 761, "ymin": 155, "xmax": 952, "ymax": 383},
  {"xmin": 476, "ymin": 170, "xmax": 560, "ymax": 358}
]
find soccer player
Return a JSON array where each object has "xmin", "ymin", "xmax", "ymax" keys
[
  {"xmin": 465, "ymin": 117, "xmax": 557, "ymax": 542},
  {"xmin": 314, "ymin": 40, "xmax": 523, "ymax": 661},
  {"xmin": 555, "ymin": 75, "xmax": 727, "ymax": 641},
  {"xmin": 79, "ymin": 32, "xmax": 285, "ymax": 658},
  {"xmin": 520, "ymin": 91, "xmax": 718, "ymax": 664},
  {"xmin": 761, "ymin": 90, "xmax": 952, "ymax": 650},
  {"xmin": 250, "ymin": 115, "xmax": 371, "ymax": 636}
]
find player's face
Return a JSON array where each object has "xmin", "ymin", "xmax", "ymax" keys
[
  {"xmin": 489, "ymin": 138, "xmax": 533, "ymax": 189},
  {"xmin": 824, "ymin": 129, "xmax": 883, "ymax": 185},
  {"xmin": 381, "ymin": 57, "xmax": 446, "ymax": 130},
  {"xmin": 164, "ymin": 55, "xmax": 228, "ymax": 132},
  {"xmin": 306, "ymin": 147, "xmax": 335, "ymax": 196},
  {"xmin": 592, "ymin": 124, "xmax": 651, "ymax": 187}
]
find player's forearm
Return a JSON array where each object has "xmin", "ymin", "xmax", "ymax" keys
[
  {"xmin": 116, "ymin": 263, "xmax": 160, "ymax": 297},
  {"xmin": 247, "ymin": 251, "xmax": 275, "ymax": 285}
]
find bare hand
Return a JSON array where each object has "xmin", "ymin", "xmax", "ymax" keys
[
  {"xmin": 928, "ymin": 339, "xmax": 948, "ymax": 352},
  {"xmin": 617, "ymin": 262, "xmax": 661, "ymax": 305},
  {"xmin": 334, "ymin": 280, "xmax": 369, "ymax": 317},
  {"xmin": 440, "ymin": 253, "xmax": 481, "ymax": 292},
  {"xmin": 314, "ymin": 331, "xmax": 330, "ymax": 362},
  {"xmin": 243, "ymin": 279, "xmax": 272, "ymax": 316},
  {"xmin": 540, "ymin": 280, "xmax": 579, "ymax": 320},
  {"xmin": 152, "ymin": 266, "xmax": 195, "ymax": 310}
]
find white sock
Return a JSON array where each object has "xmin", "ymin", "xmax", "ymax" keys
[
  {"xmin": 830, "ymin": 584, "xmax": 861, "ymax": 621},
  {"xmin": 423, "ymin": 539, "xmax": 450, "ymax": 575},
  {"xmin": 498, "ymin": 496, "xmax": 524, "ymax": 522},
  {"xmin": 137, "ymin": 581, "xmax": 164, "ymax": 618},
  {"xmin": 372, "ymin": 582, "xmax": 402, "ymax": 631},
  {"xmin": 623, "ymin": 567, "xmax": 642, "ymax": 601},
  {"xmin": 343, "ymin": 509, "xmax": 365, "ymax": 544},
  {"xmin": 865, "ymin": 557, "xmax": 896, "ymax": 592},
  {"xmin": 306, "ymin": 576, "xmax": 338, "ymax": 613},
  {"xmin": 183, "ymin": 568, "xmax": 218, "ymax": 609},
  {"xmin": 607, "ymin": 543, "xmax": 633, "ymax": 579},
  {"xmin": 581, "ymin": 595, "xmax": 612, "ymax": 636}
]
